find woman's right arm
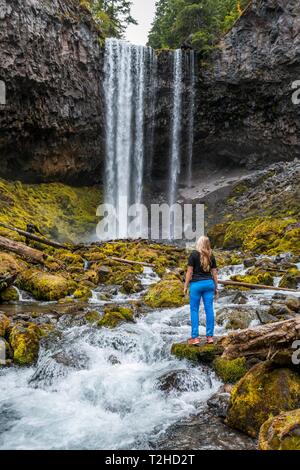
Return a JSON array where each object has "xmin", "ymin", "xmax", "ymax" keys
[{"xmin": 184, "ymin": 266, "xmax": 193, "ymax": 296}]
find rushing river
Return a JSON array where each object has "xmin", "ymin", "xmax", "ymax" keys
[{"xmin": 1, "ymin": 261, "xmax": 295, "ymax": 450}]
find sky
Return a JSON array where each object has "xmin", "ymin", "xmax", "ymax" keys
[{"xmin": 126, "ymin": 0, "xmax": 157, "ymax": 46}]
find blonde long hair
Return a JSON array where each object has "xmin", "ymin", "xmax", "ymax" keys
[{"xmin": 196, "ymin": 236, "xmax": 212, "ymax": 272}]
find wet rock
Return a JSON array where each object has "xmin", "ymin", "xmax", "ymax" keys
[
  {"xmin": 231, "ymin": 292, "xmax": 248, "ymax": 305},
  {"xmin": 226, "ymin": 362, "xmax": 300, "ymax": 438},
  {"xmin": 268, "ymin": 303, "xmax": 294, "ymax": 318},
  {"xmin": 285, "ymin": 296, "xmax": 300, "ymax": 313},
  {"xmin": 279, "ymin": 268, "xmax": 300, "ymax": 289},
  {"xmin": 259, "ymin": 409, "xmax": 300, "ymax": 450},
  {"xmin": 156, "ymin": 369, "xmax": 210, "ymax": 394},
  {"xmin": 243, "ymin": 258, "xmax": 256, "ymax": 268},
  {"xmin": 84, "ymin": 310, "xmax": 101, "ymax": 324},
  {"xmin": 216, "ymin": 306, "xmax": 257, "ymax": 330},
  {"xmin": 207, "ymin": 392, "xmax": 231, "ymax": 418},
  {"xmin": 108, "ymin": 355, "xmax": 121, "ymax": 365},
  {"xmin": 73, "ymin": 286, "xmax": 92, "ymax": 302},
  {"xmin": 256, "ymin": 309, "xmax": 278, "ymax": 325},
  {"xmin": 97, "ymin": 266, "xmax": 112, "ymax": 283},
  {"xmin": 121, "ymin": 276, "xmax": 143, "ymax": 295}
]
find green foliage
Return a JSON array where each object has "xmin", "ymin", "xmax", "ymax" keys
[
  {"xmin": 148, "ymin": 0, "xmax": 250, "ymax": 52},
  {"xmin": 83, "ymin": 0, "xmax": 137, "ymax": 38}
]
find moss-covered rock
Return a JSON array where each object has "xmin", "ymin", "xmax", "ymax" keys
[
  {"xmin": 216, "ymin": 307, "xmax": 257, "ymax": 330},
  {"xmin": 18, "ymin": 269, "xmax": 74, "ymax": 301},
  {"xmin": 279, "ymin": 268, "xmax": 300, "ymax": 290},
  {"xmin": 0, "ymin": 286, "xmax": 19, "ymax": 302},
  {"xmin": 259, "ymin": 409, "xmax": 300, "ymax": 450},
  {"xmin": 84, "ymin": 310, "xmax": 102, "ymax": 323},
  {"xmin": 0, "ymin": 252, "xmax": 26, "ymax": 277},
  {"xmin": 98, "ymin": 305, "xmax": 134, "ymax": 329},
  {"xmin": 226, "ymin": 362, "xmax": 300, "ymax": 437},
  {"xmin": 121, "ymin": 276, "xmax": 143, "ymax": 294},
  {"xmin": 213, "ymin": 356, "xmax": 247, "ymax": 384},
  {"xmin": 144, "ymin": 276, "xmax": 188, "ymax": 309},
  {"xmin": 73, "ymin": 286, "xmax": 92, "ymax": 301},
  {"xmin": 0, "ymin": 313, "xmax": 11, "ymax": 338},
  {"xmin": 9, "ymin": 323, "xmax": 50, "ymax": 365},
  {"xmin": 171, "ymin": 342, "xmax": 223, "ymax": 364}
]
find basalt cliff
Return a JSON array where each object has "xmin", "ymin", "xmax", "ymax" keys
[{"xmin": 0, "ymin": 0, "xmax": 299, "ymax": 183}]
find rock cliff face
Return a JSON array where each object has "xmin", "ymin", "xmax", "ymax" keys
[
  {"xmin": 0, "ymin": 0, "xmax": 104, "ymax": 183},
  {"xmin": 0, "ymin": 0, "xmax": 299, "ymax": 183},
  {"xmin": 194, "ymin": 0, "xmax": 300, "ymax": 171}
]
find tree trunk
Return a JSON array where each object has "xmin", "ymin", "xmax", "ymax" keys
[
  {"xmin": 220, "ymin": 317, "xmax": 300, "ymax": 362},
  {"xmin": 0, "ymin": 223, "xmax": 69, "ymax": 250},
  {"xmin": 220, "ymin": 279, "xmax": 297, "ymax": 293},
  {"xmin": 0, "ymin": 235, "xmax": 46, "ymax": 264}
]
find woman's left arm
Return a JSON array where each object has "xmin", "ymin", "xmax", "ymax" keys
[{"xmin": 184, "ymin": 266, "xmax": 193, "ymax": 296}]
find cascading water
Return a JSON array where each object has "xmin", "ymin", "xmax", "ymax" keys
[
  {"xmin": 169, "ymin": 49, "xmax": 183, "ymax": 207},
  {"xmin": 0, "ymin": 303, "xmax": 222, "ymax": 450},
  {"xmin": 186, "ymin": 51, "xmax": 196, "ymax": 188}
]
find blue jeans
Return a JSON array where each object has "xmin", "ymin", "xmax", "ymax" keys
[{"xmin": 189, "ymin": 279, "xmax": 215, "ymax": 338}]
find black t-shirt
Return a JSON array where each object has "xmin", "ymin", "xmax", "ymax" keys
[{"xmin": 187, "ymin": 251, "xmax": 217, "ymax": 282}]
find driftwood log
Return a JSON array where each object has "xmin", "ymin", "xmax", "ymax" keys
[
  {"xmin": 108, "ymin": 256, "xmax": 155, "ymax": 268},
  {"xmin": 220, "ymin": 317, "xmax": 300, "ymax": 362},
  {"xmin": 220, "ymin": 279, "xmax": 298, "ymax": 293},
  {"xmin": 0, "ymin": 235, "xmax": 47, "ymax": 264},
  {"xmin": 0, "ymin": 223, "xmax": 69, "ymax": 250}
]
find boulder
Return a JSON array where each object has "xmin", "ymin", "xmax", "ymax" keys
[
  {"xmin": 0, "ymin": 313, "xmax": 11, "ymax": 338},
  {"xmin": 144, "ymin": 276, "xmax": 188, "ymax": 308},
  {"xmin": 226, "ymin": 362, "xmax": 300, "ymax": 437},
  {"xmin": 9, "ymin": 323, "xmax": 51, "ymax": 365},
  {"xmin": 18, "ymin": 269, "xmax": 74, "ymax": 301},
  {"xmin": 213, "ymin": 356, "xmax": 247, "ymax": 384},
  {"xmin": 171, "ymin": 341, "xmax": 223, "ymax": 364},
  {"xmin": 0, "ymin": 286, "xmax": 19, "ymax": 302},
  {"xmin": 216, "ymin": 306, "xmax": 257, "ymax": 330},
  {"xmin": 259, "ymin": 409, "xmax": 300, "ymax": 450},
  {"xmin": 98, "ymin": 305, "xmax": 134, "ymax": 329}
]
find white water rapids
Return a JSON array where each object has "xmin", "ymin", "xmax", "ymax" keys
[{"xmin": 0, "ymin": 304, "xmax": 221, "ymax": 450}]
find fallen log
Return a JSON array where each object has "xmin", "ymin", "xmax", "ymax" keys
[
  {"xmin": 0, "ymin": 223, "xmax": 70, "ymax": 250},
  {"xmin": 0, "ymin": 235, "xmax": 47, "ymax": 264},
  {"xmin": 220, "ymin": 279, "xmax": 298, "ymax": 293},
  {"xmin": 220, "ymin": 317, "xmax": 300, "ymax": 362},
  {"xmin": 108, "ymin": 256, "xmax": 155, "ymax": 268}
]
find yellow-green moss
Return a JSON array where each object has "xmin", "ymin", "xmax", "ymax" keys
[
  {"xmin": 279, "ymin": 268, "xmax": 300, "ymax": 289},
  {"xmin": 98, "ymin": 306, "xmax": 134, "ymax": 329},
  {"xmin": 17, "ymin": 269, "xmax": 74, "ymax": 301},
  {"xmin": 231, "ymin": 267, "xmax": 274, "ymax": 287},
  {"xmin": 213, "ymin": 356, "xmax": 247, "ymax": 383},
  {"xmin": 144, "ymin": 276, "xmax": 188, "ymax": 309},
  {"xmin": 0, "ymin": 313, "xmax": 11, "ymax": 338},
  {"xmin": 171, "ymin": 342, "xmax": 223, "ymax": 364},
  {"xmin": 209, "ymin": 217, "xmax": 300, "ymax": 255},
  {"xmin": 259, "ymin": 409, "xmax": 300, "ymax": 450},
  {"xmin": 0, "ymin": 286, "xmax": 19, "ymax": 302},
  {"xmin": 85, "ymin": 310, "xmax": 102, "ymax": 323},
  {"xmin": 0, "ymin": 178, "xmax": 102, "ymax": 243},
  {"xmin": 0, "ymin": 252, "xmax": 26, "ymax": 277},
  {"xmin": 9, "ymin": 323, "xmax": 52, "ymax": 365},
  {"xmin": 226, "ymin": 362, "xmax": 300, "ymax": 437},
  {"xmin": 73, "ymin": 286, "xmax": 92, "ymax": 301}
]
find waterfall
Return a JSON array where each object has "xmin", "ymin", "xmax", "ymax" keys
[
  {"xmin": 169, "ymin": 49, "xmax": 183, "ymax": 207},
  {"xmin": 146, "ymin": 48, "xmax": 158, "ymax": 180},
  {"xmin": 186, "ymin": 51, "xmax": 196, "ymax": 188},
  {"xmin": 104, "ymin": 38, "xmax": 152, "ymax": 239}
]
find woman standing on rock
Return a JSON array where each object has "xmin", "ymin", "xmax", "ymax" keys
[{"xmin": 184, "ymin": 236, "xmax": 219, "ymax": 345}]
